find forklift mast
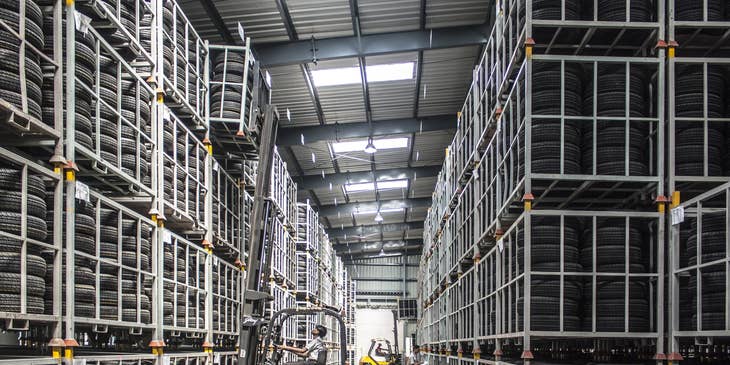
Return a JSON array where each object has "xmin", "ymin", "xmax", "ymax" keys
[{"xmin": 239, "ymin": 105, "xmax": 280, "ymax": 365}]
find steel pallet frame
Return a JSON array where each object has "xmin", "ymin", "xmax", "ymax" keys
[
  {"xmin": 207, "ymin": 41, "xmax": 271, "ymax": 156},
  {"xmin": 211, "ymin": 160, "xmax": 244, "ymax": 260},
  {"xmin": 0, "ymin": 146, "xmax": 63, "ymax": 343},
  {"xmin": 667, "ymin": 57, "xmax": 730, "ymax": 199},
  {"xmin": 668, "ymin": 180, "xmax": 730, "ymax": 358},
  {"xmin": 668, "ymin": 0, "xmax": 730, "ymax": 58}
]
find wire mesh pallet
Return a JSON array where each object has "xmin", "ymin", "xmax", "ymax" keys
[
  {"xmin": 207, "ymin": 42, "xmax": 271, "ymax": 159},
  {"xmin": 669, "ymin": 180, "xmax": 730, "ymax": 362}
]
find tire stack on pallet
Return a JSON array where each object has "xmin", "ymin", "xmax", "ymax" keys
[
  {"xmin": 668, "ymin": 1, "xmax": 730, "ymax": 363},
  {"xmin": 208, "ymin": 41, "xmax": 270, "ymax": 157},
  {"xmin": 420, "ymin": 0, "xmax": 666, "ymax": 363}
]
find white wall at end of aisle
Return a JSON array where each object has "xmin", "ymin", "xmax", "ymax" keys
[{"xmin": 354, "ymin": 309, "xmax": 402, "ymax": 361}]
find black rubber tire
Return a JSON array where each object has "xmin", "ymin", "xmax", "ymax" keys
[
  {"xmin": 0, "ymin": 169, "xmax": 46, "ymax": 198},
  {"xmin": 597, "ymin": 0, "xmax": 653, "ymax": 22},
  {"xmin": 0, "ymin": 252, "xmax": 46, "ymax": 277},
  {"xmin": 74, "ymin": 266, "xmax": 96, "ymax": 285},
  {"xmin": 0, "ymin": 211, "xmax": 47, "ymax": 241},
  {"xmin": 0, "ymin": 7, "xmax": 44, "ymax": 49},
  {"xmin": 0, "ymin": 190, "xmax": 47, "ymax": 218},
  {"xmin": 531, "ymin": 0, "xmax": 581, "ymax": 20},
  {"xmin": 0, "ymin": 272, "xmax": 45, "ymax": 296},
  {"xmin": 675, "ymin": 0, "xmax": 725, "ymax": 21},
  {"xmin": 0, "ymin": 293, "xmax": 44, "ymax": 313}
]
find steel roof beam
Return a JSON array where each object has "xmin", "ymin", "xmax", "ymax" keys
[
  {"xmin": 277, "ymin": 115, "xmax": 454, "ymax": 146},
  {"xmin": 317, "ymin": 198, "xmax": 430, "ymax": 217},
  {"xmin": 255, "ymin": 25, "xmax": 488, "ymax": 67},
  {"xmin": 327, "ymin": 222, "xmax": 423, "ymax": 239},
  {"xmin": 335, "ymin": 237, "xmax": 422, "ymax": 247},
  {"xmin": 293, "ymin": 165, "xmax": 440, "ymax": 190}
]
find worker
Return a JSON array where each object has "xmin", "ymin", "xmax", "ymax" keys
[
  {"xmin": 277, "ymin": 324, "xmax": 328, "ymax": 365},
  {"xmin": 408, "ymin": 346, "xmax": 423, "ymax": 365},
  {"xmin": 375, "ymin": 343, "xmax": 388, "ymax": 357}
]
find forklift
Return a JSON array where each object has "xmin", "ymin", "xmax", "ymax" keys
[
  {"xmin": 358, "ymin": 311, "xmax": 402, "ymax": 365},
  {"xmin": 236, "ymin": 106, "xmax": 346, "ymax": 365}
]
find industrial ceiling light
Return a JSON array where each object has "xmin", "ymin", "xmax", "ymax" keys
[
  {"xmin": 364, "ymin": 137, "xmax": 377, "ymax": 154},
  {"xmin": 332, "ymin": 137, "xmax": 408, "ymax": 153},
  {"xmin": 374, "ymin": 210, "xmax": 384, "ymax": 222}
]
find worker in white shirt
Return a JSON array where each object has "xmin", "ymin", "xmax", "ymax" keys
[{"xmin": 278, "ymin": 325, "xmax": 328, "ymax": 365}]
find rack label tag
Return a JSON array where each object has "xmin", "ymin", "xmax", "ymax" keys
[
  {"xmin": 162, "ymin": 356, "xmax": 171, "ymax": 365},
  {"xmin": 497, "ymin": 238, "xmax": 504, "ymax": 252},
  {"xmin": 671, "ymin": 206, "xmax": 684, "ymax": 225},
  {"xmin": 73, "ymin": 11, "xmax": 91, "ymax": 34},
  {"xmin": 238, "ymin": 22, "xmax": 246, "ymax": 42},
  {"xmin": 163, "ymin": 229, "xmax": 172, "ymax": 244},
  {"xmin": 75, "ymin": 181, "xmax": 90, "ymax": 202}
]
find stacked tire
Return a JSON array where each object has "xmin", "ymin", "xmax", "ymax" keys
[
  {"xmin": 40, "ymin": 16, "xmax": 96, "ymax": 149},
  {"xmin": 516, "ymin": 218, "xmax": 582, "ymax": 331},
  {"xmin": 582, "ymin": 279, "xmax": 650, "ymax": 332},
  {"xmin": 583, "ymin": 64, "xmax": 650, "ymax": 176},
  {"xmin": 521, "ymin": 62, "xmax": 583, "ymax": 175},
  {"xmin": 596, "ymin": 0, "xmax": 653, "ymax": 21},
  {"xmin": 675, "ymin": 0, "xmax": 726, "ymax": 21},
  {"xmin": 43, "ymin": 199, "xmax": 98, "ymax": 317},
  {"xmin": 687, "ymin": 213, "xmax": 727, "ymax": 331},
  {"xmin": 98, "ymin": 209, "xmax": 152, "ymax": 323},
  {"xmin": 580, "ymin": 218, "xmax": 648, "ymax": 273},
  {"xmin": 580, "ymin": 219, "xmax": 650, "ymax": 332},
  {"xmin": 531, "ymin": 0, "xmax": 581, "ymax": 20},
  {"xmin": 101, "ymin": 54, "xmax": 152, "ymax": 180},
  {"xmin": 674, "ymin": 65, "xmax": 726, "ymax": 176},
  {"xmin": 210, "ymin": 51, "xmax": 250, "ymax": 120},
  {"xmin": 0, "ymin": 0, "xmax": 44, "ymax": 122},
  {"xmin": 0, "ymin": 168, "xmax": 47, "ymax": 314}
]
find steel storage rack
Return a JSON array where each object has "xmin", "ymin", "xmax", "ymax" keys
[
  {"xmin": 419, "ymin": 0, "xmax": 670, "ymax": 364},
  {"xmin": 0, "ymin": 0, "xmax": 271, "ymax": 361}
]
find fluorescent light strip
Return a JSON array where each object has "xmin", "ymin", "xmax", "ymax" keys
[
  {"xmin": 355, "ymin": 208, "xmax": 404, "ymax": 215},
  {"xmin": 332, "ymin": 137, "xmax": 409, "ymax": 153},
  {"xmin": 311, "ymin": 62, "xmax": 415, "ymax": 87},
  {"xmin": 344, "ymin": 179, "xmax": 408, "ymax": 193}
]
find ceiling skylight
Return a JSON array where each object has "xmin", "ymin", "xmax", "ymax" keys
[
  {"xmin": 344, "ymin": 179, "xmax": 408, "ymax": 193},
  {"xmin": 311, "ymin": 62, "xmax": 415, "ymax": 87},
  {"xmin": 332, "ymin": 137, "xmax": 409, "ymax": 153}
]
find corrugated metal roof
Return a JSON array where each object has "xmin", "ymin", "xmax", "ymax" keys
[
  {"xmin": 410, "ymin": 176, "xmax": 437, "ymax": 198},
  {"xmin": 289, "ymin": 142, "xmax": 334, "ymax": 175},
  {"xmin": 179, "ymin": 0, "xmax": 290, "ymax": 43},
  {"xmin": 268, "ymin": 65, "xmax": 321, "ymax": 126},
  {"xmin": 359, "ymin": 0, "xmax": 421, "ymax": 34},
  {"xmin": 418, "ymin": 45, "xmax": 479, "ymax": 117},
  {"xmin": 411, "ymin": 130, "xmax": 453, "ymax": 167},
  {"xmin": 426, "ymin": 0, "xmax": 489, "ymax": 28},
  {"xmin": 318, "ymin": 83, "xmax": 367, "ymax": 123},
  {"xmin": 287, "ymin": 0, "xmax": 354, "ymax": 39}
]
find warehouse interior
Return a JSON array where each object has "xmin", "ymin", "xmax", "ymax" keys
[{"xmin": 0, "ymin": 0, "xmax": 729, "ymax": 364}]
